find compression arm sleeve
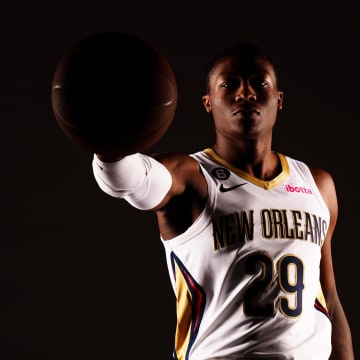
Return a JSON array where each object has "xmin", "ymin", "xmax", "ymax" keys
[{"xmin": 92, "ymin": 153, "xmax": 172, "ymax": 210}]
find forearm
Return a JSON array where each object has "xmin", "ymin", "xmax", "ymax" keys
[
  {"xmin": 329, "ymin": 301, "xmax": 354, "ymax": 359},
  {"xmin": 92, "ymin": 153, "xmax": 172, "ymax": 210}
]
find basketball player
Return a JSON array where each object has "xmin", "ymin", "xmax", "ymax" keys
[{"xmin": 92, "ymin": 43, "xmax": 354, "ymax": 359}]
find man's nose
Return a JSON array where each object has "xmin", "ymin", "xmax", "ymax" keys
[{"xmin": 235, "ymin": 85, "xmax": 256, "ymax": 103}]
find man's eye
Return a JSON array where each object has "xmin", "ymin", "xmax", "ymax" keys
[
  {"xmin": 250, "ymin": 78, "xmax": 269, "ymax": 89},
  {"xmin": 221, "ymin": 79, "xmax": 239, "ymax": 90}
]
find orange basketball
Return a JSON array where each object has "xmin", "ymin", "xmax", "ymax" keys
[{"xmin": 51, "ymin": 32, "xmax": 177, "ymax": 157}]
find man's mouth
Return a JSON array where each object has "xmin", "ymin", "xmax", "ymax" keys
[{"xmin": 232, "ymin": 108, "xmax": 260, "ymax": 116}]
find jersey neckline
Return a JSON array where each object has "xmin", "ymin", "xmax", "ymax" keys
[{"xmin": 203, "ymin": 148, "xmax": 290, "ymax": 190}]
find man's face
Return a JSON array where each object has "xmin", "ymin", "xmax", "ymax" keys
[{"xmin": 202, "ymin": 54, "xmax": 283, "ymax": 142}]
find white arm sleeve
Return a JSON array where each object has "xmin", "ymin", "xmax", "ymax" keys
[{"xmin": 92, "ymin": 153, "xmax": 172, "ymax": 210}]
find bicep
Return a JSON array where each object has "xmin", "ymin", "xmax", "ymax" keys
[
  {"xmin": 311, "ymin": 167, "xmax": 339, "ymax": 300},
  {"xmin": 153, "ymin": 152, "xmax": 208, "ymax": 205}
]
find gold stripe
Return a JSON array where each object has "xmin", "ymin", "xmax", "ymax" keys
[{"xmin": 174, "ymin": 264, "xmax": 192, "ymax": 359}]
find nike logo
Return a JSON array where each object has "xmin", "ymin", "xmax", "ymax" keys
[{"xmin": 219, "ymin": 183, "xmax": 247, "ymax": 192}]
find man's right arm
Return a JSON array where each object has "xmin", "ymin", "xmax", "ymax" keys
[{"xmin": 92, "ymin": 153, "xmax": 172, "ymax": 211}]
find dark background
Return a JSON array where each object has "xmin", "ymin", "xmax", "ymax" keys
[{"xmin": 1, "ymin": 1, "xmax": 358, "ymax": 359}]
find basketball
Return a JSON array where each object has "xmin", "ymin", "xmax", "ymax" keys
[{"xmin": 51, "ymin": 32, "xmax": 177, "ymax": 157}]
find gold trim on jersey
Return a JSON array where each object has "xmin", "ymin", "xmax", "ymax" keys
[{"xmin": 203, "ymin": 148, "xmax": 290, "ymax": 190}]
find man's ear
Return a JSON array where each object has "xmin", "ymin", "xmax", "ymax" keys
[
  {"xmin": 202, "ymin": 95, "xmax": 212, "ymax": 113},
  {"xmin": 278, "ymin": 91, "xmax": 284, "ymax": 110}
]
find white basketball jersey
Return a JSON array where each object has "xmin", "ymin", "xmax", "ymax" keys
[{"xmin": 161, "ymin": 148, "xmax": 332, "ymax": 360}]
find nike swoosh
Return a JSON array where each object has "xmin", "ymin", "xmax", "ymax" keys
[{"xmin": 219, "ymin": 183, "xmax": 247, "ymax": 192}]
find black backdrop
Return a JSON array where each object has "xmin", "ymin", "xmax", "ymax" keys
[{"xmin": 1, "ymin": 1, "xmax": 359, "ymax": 359}]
